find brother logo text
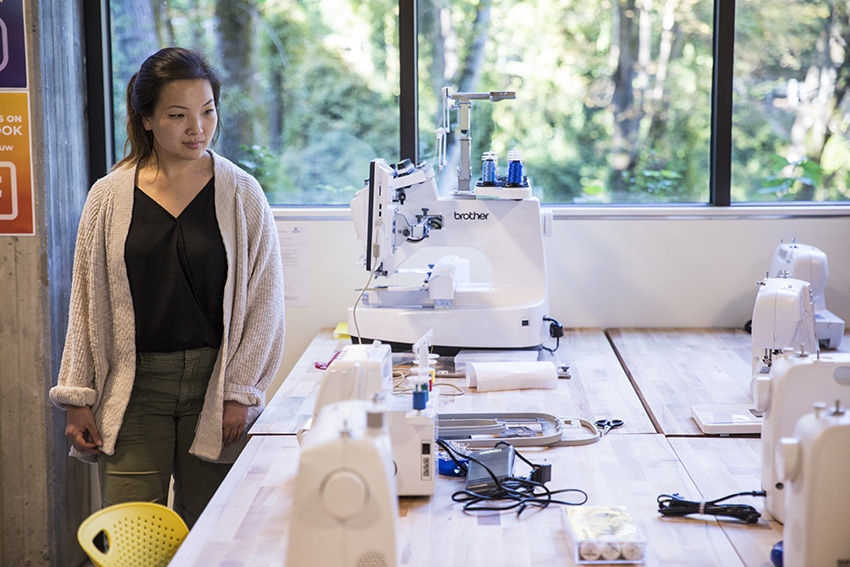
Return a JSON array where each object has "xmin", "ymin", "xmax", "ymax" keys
[{"xmin": 453, "ymin": 211, "xmax": 489, "ymax": 221}]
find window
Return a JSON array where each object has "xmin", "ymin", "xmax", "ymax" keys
[
  {"xmin": 108, "ymin": 0, "xmax": 399, "ymax": 205},
  {"xmin": 732, "ymin": 0, "xmax": 850, "ymax": 202},
  {"xmin": 418, "ymin": 0, "xmax": 714, "ymax": 204},
  {"xmin": 98, "ymin": 0, "xmax": 850, "ymax": 206}
]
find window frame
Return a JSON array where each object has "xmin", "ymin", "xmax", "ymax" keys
[
  {"xmin": 84, "ymin": 0, "xmax": 114, "ymax": 187},
  {"xmin": 84, "ymin": 0, "xmax": 850, "ymax": 213},
  {"xmin": 710, "ymin": 0, "xmax": 734, "ymax": 207}
]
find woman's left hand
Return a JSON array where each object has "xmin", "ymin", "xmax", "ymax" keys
[{"xmin": 222, "ymin": 400, "xmax": 250, "ymax": 447}]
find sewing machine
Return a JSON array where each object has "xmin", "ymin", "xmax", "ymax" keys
[
  {"xmin": 690, "ymin": 276, "xmax": 818, "ymax": 434},
  {"xmin": 287, "ymin": 399, "xmax": 399, "ymax": 567},
  {"xmin": 750, "ymin": 276, "xmax": 819, "ymax": 408},
  {"xmin": 313, "ymin": 341, "xmax": 394, "ymax": 419},
  {"xmin": 759, "ymin": 351, "xmax": 850, "ymax": 524},
  {"xmin": 347, "ymin": 88, "xmax": 552, "ymax": 352},
  {"xmin": 309, "ymin": 335, "xmax": 438, "ymax": 496},
  {"xmin": 777, "ymin": 401, "xmax": 850, "ymax": 566},
  {"xmin": 769, "ymin": 239, "xmax": 844, "ymax": 349}
]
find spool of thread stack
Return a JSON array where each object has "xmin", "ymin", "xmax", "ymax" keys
[
  {"xmin": 506, "ymin": 149, "xmax": 524, "ymax": 186},
  {"xmin": 481, "ymin": 151, "xmax": 498, "ymax": 185}
]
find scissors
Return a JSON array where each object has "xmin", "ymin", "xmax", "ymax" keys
[
  {"xmin": 314, "ymin": 350, "xmax": 341, "ymax": 370},
  {"xmin": 595, "ymin": 419, "xmax": 624, "ymax": 436}
]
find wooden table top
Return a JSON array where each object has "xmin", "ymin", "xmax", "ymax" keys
[
  {"xmin": 171, "ymin": 327, "xmax": 799, "ymax": 567},
  {"xmin": 250, "ymin": 328, "xmax": 656, "ymax": 437},
  {"xmin": 668, "ymin": 437, "xmax": 782, "ymax": 566},
  {"xmin": 170, "ymin": 433, "xmax": 777, "ymax": 567},
  {"xmin": 249, "ymin": 329, "xmax": 339, "ymax": 436},
  {"xmin": 606, "ymin": 328, "xmax": 754, "ymax": 436},
  {"xmin": 607, "ymin": 327, "xmax": 850, "ymax": 436}
]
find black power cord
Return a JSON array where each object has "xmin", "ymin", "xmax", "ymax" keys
[
  {"xmin": 542, "ymin": 316, "xmax": 564, "ymax": 353},
  {"xmin": 657, "ymin": 491, "xmax": 766, "ymax": 524},
  {"xmin": 437, "ymin": 439, "xmax": 587, "ymax": 516}
]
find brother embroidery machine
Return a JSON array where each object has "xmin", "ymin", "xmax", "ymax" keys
[
  {"xmin": 769, "ymin": 239, "xmax": 844, "ymax": 349},
  {"xmin": 348, "ymin": 88, "xmax": 553, "ymax": 352}
]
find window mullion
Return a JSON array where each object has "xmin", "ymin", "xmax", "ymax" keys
[
  {"xmin": 710, "ymin": 0, "xmax": 735, "ymax": 206},
  {"xmin": 399, "ymin": 0, "xmax": 419, "ymax": 164},
  {"xmin": 83, "ymin": 0, "xmax": 114, "ymax": 188}
]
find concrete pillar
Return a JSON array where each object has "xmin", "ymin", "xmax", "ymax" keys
[{"xmin": 1, "ymin": 1, "xmax": 94, "ymax": 565}]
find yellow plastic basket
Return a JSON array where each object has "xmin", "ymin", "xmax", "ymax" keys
[{"xmin": 77, "ymin": 502, "xmax": 189, "ymax": 567}]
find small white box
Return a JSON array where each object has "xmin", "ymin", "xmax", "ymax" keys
[{"xmin": 563, "ymin": 506, "xmax": 646, "ymax": 564}]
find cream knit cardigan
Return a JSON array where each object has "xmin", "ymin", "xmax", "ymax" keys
[{"xmin": 49, "ymin": 151, "xmax": 285, "ymax": 463}]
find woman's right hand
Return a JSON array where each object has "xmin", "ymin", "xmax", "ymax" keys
[{"xmin": 65, "ymin": 405, "xmax": 102, "ymax": 454}]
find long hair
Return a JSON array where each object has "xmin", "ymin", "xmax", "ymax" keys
[{"xmin": 113, "ymin": 47, "xmax": 222, "ymax": 171}]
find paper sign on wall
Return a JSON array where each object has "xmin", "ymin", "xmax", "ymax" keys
[
  {"xmin": 0, "ymin": 0, "xmax": 27, "ymax": 89},
  {"xmin": 0, "ymin": 92, "xmax": 34, "ymax": 235},
  {"xmin": 278, "ymin": 222, "xmax": 310, "ymax": 307}
]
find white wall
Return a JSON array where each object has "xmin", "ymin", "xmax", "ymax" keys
[{"xmin": 269, "ymin": 209, "xmax": 850, "ymax": 397}]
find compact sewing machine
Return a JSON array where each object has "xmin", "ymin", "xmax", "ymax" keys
[
  {"xmin": 759, "ymin": 351, "xmax": 850, "ymax": 524},
  {"xmin": 769, "ymin": 239, "xmax": 844, "ymax": 349},
  {"xmin": 750, "ymin": 276, "xmax": 819, "ymax": 407},
  {"xmin": 287, "ymin": 399, "xmax": 399, "ymax": 567},
  {"xmin": 348, "ymin": 88, "xmax": 552, "ymax": 352},
  {"xmin": 777, "ymin": 401, "xmax": 850, "ymax": 566},
  {"xmin": 313, "ymin": 341, "xmax": 394, "ymax": 418},
  {"xmin": 310, "ymin": 335, "xmax": 437, "ymax": 496},
  {"xmin": 690, "ymin": 276, "xmax": 818, "ymax": 434}
]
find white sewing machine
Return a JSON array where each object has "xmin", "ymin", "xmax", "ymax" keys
[
  {"xmin": 750, "ymin": 276, "xmax": 819, "ymax": 406},
  {"xmin": 313, "ymin": 341, "xmax": 394, "ymax": 418},
  {"xmin": 759, "ymin": 351, "xmax": 850, "ymax": 524},
  {"xmin": 777, "ymin": 401, "xmax": 850, "ymax": 566},
  {"xmin": 348, "ymin": 88, "xmax": 552, "ymax": 352},
  {"xmin": 309, "ymin": 336, "xmax": 437, "ymax": 496},
  {"xmin": 690, "ymin": 276, "xmax": 818, "ymax": 434},
  {"xmin": 287, "ymin": 399, "xmax": 399, "ymax": 567},
  {"xmin": 769, "ymin": 239, "xmax": 844, "ymax": 349}
]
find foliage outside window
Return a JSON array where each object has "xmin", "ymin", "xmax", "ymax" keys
[
  {"xmin": 733, "ymin": 0, "xmax": 850, "ymax": 202},
  {"xmin": 108, "ymin": 0, "xmax": 850, "ymax": 205},
  {"xmin": 110, "ymin": 0, "xmax": 399, "ymax": 205},
  {"xmin": 419, "ymin": 0, "xmax": 713, "ymax": 204}
]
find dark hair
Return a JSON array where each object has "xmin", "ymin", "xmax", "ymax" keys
[{"xmin": 114, "ymin": 47, "xmax": 222, "ymax": 170}]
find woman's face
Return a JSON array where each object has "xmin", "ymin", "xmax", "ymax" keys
[{"xmin": 143, "ymin": 79, "xmax": 217, "ymax": 164}]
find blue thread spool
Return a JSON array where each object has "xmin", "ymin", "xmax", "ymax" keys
[
  {"xmin": 412, "ymin": 388, "xmax": 427, "ymax": 410},
  {"xmin": 481, "ymin": 151, "xmax": 498, "ymax": 185},
  {"xmin": 507, "ymin": 149, "xmax": 524, "ymax": 186}
]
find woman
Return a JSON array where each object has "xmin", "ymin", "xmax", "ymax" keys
[{"xmin": 49, "ymin": 47, "xmax": 285, "ymax": 527}]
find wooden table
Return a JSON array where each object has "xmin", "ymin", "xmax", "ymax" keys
[
  {"xmin": 607, "ymin": 328, "xmax": 850, "ymax": 436},
  {"xmin": 170, "ymin": 433, "xmax": 778, "ymax": 567},
  {"xmin": 248, "ymin": 329, "xmax": 340, "ymax": 436},
  {"xmin": 251, "ymin": 328, "xmax": 656, "ymax": 437},
  {"xmin": 171, "ymin": 327, "xmax": 791, "ymax": 567},
  {"xmin": 668, "ymin": 437, "xmax": 782, "ymax": 567},
  {"xmin": 606, "ymin": 328, "xmax": 754, "ymax": 435}
]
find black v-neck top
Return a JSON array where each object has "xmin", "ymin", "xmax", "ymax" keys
[{"xmin": 125, "ymin": 177, "xmax": 227, "ymax": 352}]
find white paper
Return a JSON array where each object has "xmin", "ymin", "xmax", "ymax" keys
[
  {"xmin": 277, "ymin": 222, "xmax": 310, "ymax": 307},
  {"xmin": 466, "ymin": 361, "xmax": 558, "ymax": 391}
]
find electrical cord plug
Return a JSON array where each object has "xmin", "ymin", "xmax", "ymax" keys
[
  {"xmin": 542, "ymin": 317, "xmax": 563, "ymax": 353},
  {"xmin": 544, "ymin": 316, "xmax": 564, "ymax": 338},
  {"xmin": 530, "ymin": 463, "xmax": 552, "ymax": 484}
]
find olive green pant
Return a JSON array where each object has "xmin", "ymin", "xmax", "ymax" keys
[{"xmin": 97, "ymin": 347, "xmax": 231, "ymax": 528}]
